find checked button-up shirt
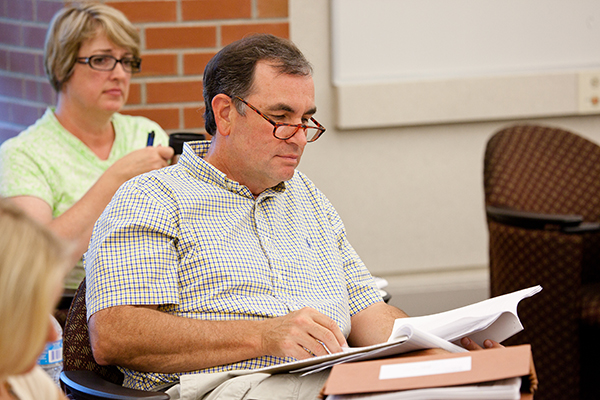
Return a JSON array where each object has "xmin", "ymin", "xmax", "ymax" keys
[{"xmin": 85, "ymin": 140, "xmax": 382, "ymax": 391}]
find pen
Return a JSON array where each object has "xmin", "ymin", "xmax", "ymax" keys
[
  {"xmin": 146, "ymin": 131, "xmax": 155, "ymax": 146},
  {"xmin": 317, "ymin": 340, "xmax": 332, "ymax": 355}
]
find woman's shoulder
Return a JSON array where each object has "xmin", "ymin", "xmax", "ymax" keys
[{"xmin": 0, "ymin": 109, "xmax": 62, "ymax": 154}]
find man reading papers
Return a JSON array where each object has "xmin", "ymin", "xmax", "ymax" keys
[{"xmin": 84, "ymin": 34, "xmax": 499, "ymax": 400}]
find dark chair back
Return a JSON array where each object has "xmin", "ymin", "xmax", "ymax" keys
[
  {"xmin": 484, "ymin": 124, "xmax": 600, "ymax": 400},
  {"xmin": 63, "ymin": 278, "xmax": 124, "ymax": 385}
]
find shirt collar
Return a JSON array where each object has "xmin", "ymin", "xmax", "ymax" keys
[{"xmin": 178, "ymin": 140, "xmax": 288, "ymax": 198}]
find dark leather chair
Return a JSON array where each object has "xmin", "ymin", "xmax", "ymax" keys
[
  {"xmin": 484, "ymin": 124, "xmax": 600, "ymax": 400},
  {"xmin": 60, "ymin": 278, "xmax": 170, "ymax": 400}
]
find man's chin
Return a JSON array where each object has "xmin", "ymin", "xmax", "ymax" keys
[{"xmin": 280, "ymin": 168, "xmax": 297, "ymax": 182}]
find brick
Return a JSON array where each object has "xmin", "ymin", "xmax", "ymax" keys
[
  {"xmin": 6, "ymin": 0, "xmax": 34, "ymax": 20},
  {"xmin": 24, "ymin": 79, "xmax": 38, "ymax": 102},
  {"xmin": 147, "ymin": 81, "xmax": 204, "ymax": 105},
  {"xmin": 139, "ymin": 53, "xmax": 177, "ymax": 77},
  {"xmin": 183, "ymin": 106, "xmax": 205, "ymax": 129},
  {"xmin": 9, "ymin": 51, "xmax": 38, "ymax": 75},
  {"xmin": 41, "ymin": 82, "xmax": 57, "ymax": 105},
  {"xmin": 0, "ymin": 133, "xmax": 19, "ymax": 146},
  {"xmin": 0, "ymin": 126, "xmax": 22, "ymax": 144},
  {"xmin": 0, "ymin": 49, "xmax": 8, "ymax": 69},
  {"xmin": 108, "ymin": 1, "xmax": 176, "ymax": 23},
  {"xmin": 127, "ymin": 83, "xmax": 141, "ymax": 105},
  {"xmin": 121, "ymin": 107, "xmax": 179, "ymax": 130},
  {"xmin": 35, "ymin": 53, "xmax": 45, "ymax": 77},
  {"xmin": 36, "ymin": 1, "xmax": 65, "ymax": 23},
  {"xmin": 146, "ymin": 80, "xmax": 203, "ymax": 104},
  {"xmin": 221, "ymin": 23, "xmax": 289, "ymax": 45},
  {"xmin": 0, "ymin": 76, "xmax": 23, "ymax": 98},
  {"xmin": 11, "ymin": 103, "xmax": 42, "ymax": 125},
  {"xmin": 0, "ymin": 100, "xmax": 10, "ymax": 120},
  {"xmin": 183, "ymin": 52, "xmax": 216, "ymax": 75},
  {"xmin": 181, "ymin": 0, "xmax": 251, "ymax": 21},
  {"xmin": 0, "ymin": 22, "xmax": 21, "ymax": 46},
  {"xmin": 22, "ymin": 25, "xmax": 47, "ymax": 48},
  {"xmin": 146, "ymin": 26, "xmax": 216, "ymax": 49},
  {"xmin": 257, "ymin": 0, "xmax": 288, "ymax": 18}
]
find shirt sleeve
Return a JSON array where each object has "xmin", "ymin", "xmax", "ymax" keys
[
  {"xmin": 85, "ymin": 173, "xmax": 180, "ymax": 318},
  {"xmin": 332, "ymin": 206, "xmax": 383, "ymax": 316},
  {"xmin": 306, "ymin": 175, "xmax": 383, "ymax": 316},
  {"xmin": 0, "ymin": 139, "xmax": 54, "ymax": 206}
]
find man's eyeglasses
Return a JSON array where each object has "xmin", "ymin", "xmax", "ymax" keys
[
  {"xmin": 76, "ymin": 55, "xmax": 142, "ymax": 73},
  {"xmin": 234, "ymin": 96, "xmax": 325, "ymax": 143}
]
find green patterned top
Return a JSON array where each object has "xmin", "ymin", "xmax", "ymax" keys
[
  {"xmin": 0, "ymin": 108, "xmax": 168, "ymax": 216},
  {"xmin": 0, "ymin": 108, "xmax": 169, "ymax": 288}
]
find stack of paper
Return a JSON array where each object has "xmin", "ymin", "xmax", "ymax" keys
[
  {"xmin": 236, "ymin": 285, "xmax": 541, "ymax": 377},
  {"xmin": 320, "ymin": 286, "xmax": 542, "ymax": 400},
  {"xmin": 323, "ymin": 345, "xmax": 534, "ymax": 400},
  {"xmin": 326, "ymin": 378, "xmax": 522, "ymax": 400}
]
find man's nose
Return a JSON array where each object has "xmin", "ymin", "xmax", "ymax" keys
[{"xmin": 286, "ymin": 127, "xmax": 308, "ymax": 147}]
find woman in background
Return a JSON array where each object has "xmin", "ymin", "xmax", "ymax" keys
[
  {"xmin": 0, "ymin": 198, "xmax": 70, "ymax": 400},
  {"xmin": 0, "ymin": 3, "xmax": 173, "ymax": 289}
]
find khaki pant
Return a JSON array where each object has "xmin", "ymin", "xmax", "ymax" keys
[{"xmin": 165, "ymin": 370, "xmax": 330, "ymax": 400}]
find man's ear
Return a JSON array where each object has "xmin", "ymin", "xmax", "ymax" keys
[{"xmin": 212, "ymin": 94, "xmax": 233, "ymax": 136}]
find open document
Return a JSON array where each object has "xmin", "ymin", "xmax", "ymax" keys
[
  {"xmin": 235, "ymin": 285, "xmax": 541, "ymax": 376},
  {"xmin": 388, "ymin": 285, "xmax": 542, "ymax": 347}
]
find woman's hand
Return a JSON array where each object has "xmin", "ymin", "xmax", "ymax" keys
[{"xmin": 106, "ymin": 145, "xmax": 174, "ymax": 183}]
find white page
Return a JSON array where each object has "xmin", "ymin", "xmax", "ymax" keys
[
  {"xmin": 234, "ymin": 286, "xmax": 540, "ymax": 376},
  {"xmin": 389, "ymin": 285, "xmax": 542, "ymax": 346},
  {"xmin": 233, "ymin": 326, "xmax": 465, "ymax": 376}
]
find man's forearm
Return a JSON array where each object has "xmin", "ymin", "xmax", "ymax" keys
[
  {"xmin": 88, "ymin": 305, "xmax": 348, "ymax": 373},
  {"xmin": 89, "ymin": 305, "xmax": 267, "ymax": 373},
  {"xmin": 348, "ymin": 302, "xmax": 408, "ymax": 347}
]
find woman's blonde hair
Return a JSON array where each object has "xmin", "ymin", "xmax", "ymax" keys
[
  {"xmin": 44, "ymin": 2, "xmax": 140, "ymax": 92},
  {"xmin": 0, "ymin": 199, "xmax": 69, "ymax": 379}
]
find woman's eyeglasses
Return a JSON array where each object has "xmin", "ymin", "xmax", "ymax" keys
[{"xmin": 76, "ymin": 55, "xmax": 142, "ymax": 73}]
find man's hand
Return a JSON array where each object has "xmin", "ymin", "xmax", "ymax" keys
[
  {"xmin": 260, "ymin": 307, "xmax": 348, "ymax": 360},
  {"xmin": 460, "ymin": 337, "xmax": 503, "ymax": 350}
]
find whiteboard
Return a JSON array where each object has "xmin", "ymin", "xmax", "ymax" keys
[
  {"xmin": 330, "ymin": 0, "xmax": 600, "ymax": 128},
  {"xmin": 332, "ymin": 0, "xmax": 600, "ymax": 85}
]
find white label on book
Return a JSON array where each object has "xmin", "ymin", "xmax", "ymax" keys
[{"xmin": 379, "ymin": 356, "xmax": 472, "ymax": 380}]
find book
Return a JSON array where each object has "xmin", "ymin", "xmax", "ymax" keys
[
  {"xmin": 326, "ymin": 377, "xmax": 522, "ymax": 400},
  {"xmin": 322, "ymin": 345, "xmax": 534, "ymax": 400}
]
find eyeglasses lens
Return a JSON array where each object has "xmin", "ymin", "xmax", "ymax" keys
[{"xmin": 275, "ymin": 126, "xmax": 322, "ymax": 142}]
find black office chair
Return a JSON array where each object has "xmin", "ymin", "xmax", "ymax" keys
[{"xmin": 60, "ymin": 278, "xmax": 170, "ymax": 400}]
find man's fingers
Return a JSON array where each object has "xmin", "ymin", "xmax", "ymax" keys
[
  {"xmin": 460, "ymin": 337, "xmax": 504, "ymax": 350},
  {"xmin": 261, "ymin": 307, "xmax": 348, "ymax": 360},
  {"xmin": 298, "ymin": 336, "xmax": 336, "ymax": 358},
  {"xmin": 307, "ymin": 309, "xmax": 348, "ymax": 350}
]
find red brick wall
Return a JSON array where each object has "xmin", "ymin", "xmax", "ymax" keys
[{"xmin": 0, "ymin": 0, "xmax": 289, "ymax": 143}]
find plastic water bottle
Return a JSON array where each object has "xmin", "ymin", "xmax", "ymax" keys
[{"xmin": 37, "ymin": 315, "xmax": 63, "ymax": 385}]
